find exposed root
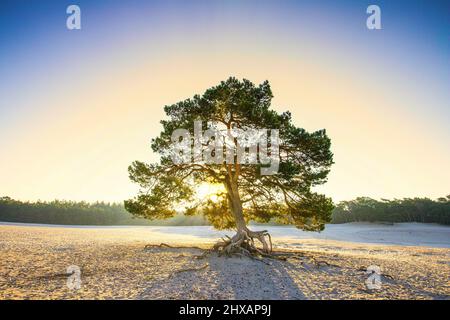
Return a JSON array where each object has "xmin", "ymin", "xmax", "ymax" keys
[
  {"xmin": 144, "ymin": 243, "xmax": 174, "ymax": 249},
  {"xmin": 212, "ymin": 229, "xmax": 273, "ymax": 258},
  {"xmin": 171, "ymin": 263, "xmax": 209, "ymax": 276},
  {"xmin": 193, "ymin": 250, "xmax": 213, "ymax": 260},
  {"xmin": 143, "ymin": 237, "xmax": 344, "ymax": 270},
  {"xmin": 144, "ymin": 243, "xmax": 205, "ymax": 251},
  {"xmin": 143, "ymin": 230, "xmax": 274, "ymax": 260},
  {"xmin": 311, "ymin": 259, "xmax": 340, "ymax": 268}
]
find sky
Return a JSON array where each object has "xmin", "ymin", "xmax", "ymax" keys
[{"xmin": 0, "ymin": 0, "xmax": 449, "ymax": 203}]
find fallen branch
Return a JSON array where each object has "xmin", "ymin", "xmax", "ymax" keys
[
  {"xmin": 144, "ymin": 243, "xmax": 205, "ymax": 251},
  {"xmin": 172, "ymin": 263, "xmax": 209, "ymax": 276}
]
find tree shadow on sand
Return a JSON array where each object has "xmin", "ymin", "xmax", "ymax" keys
[{"xmin": 137, "ymin": 247, "xmax": 312, "ymax": 299}]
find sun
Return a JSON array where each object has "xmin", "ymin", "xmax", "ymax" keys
[{"xmin": 195, "ymin": 183, "xmax": 225, "ymax": 202}]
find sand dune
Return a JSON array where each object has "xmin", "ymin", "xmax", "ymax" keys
[{"xmin": 0, "ymin": 223, "xmax": 449, "ymax": 299}]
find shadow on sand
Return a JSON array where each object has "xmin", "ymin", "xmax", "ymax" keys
[{"xmin": 138, "ymin": 249, "xmax": 309, "ymax": 299}]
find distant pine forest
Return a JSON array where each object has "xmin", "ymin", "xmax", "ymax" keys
[{"xmin": 0, "ymin": 195, "xmax": 449, "ymax": 226}]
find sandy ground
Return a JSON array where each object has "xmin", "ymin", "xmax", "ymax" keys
[{"xmin": 0, "ymin": 223, "xmax": 449, "ymax": 300}]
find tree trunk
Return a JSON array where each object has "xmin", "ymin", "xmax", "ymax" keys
[
  {"xmin": 224, "ymin": 177, "xmax": 246, "ymax": 232},
  {"xmin": 216, "ymin": 177, "xmax": 272, "ymax": 255}
]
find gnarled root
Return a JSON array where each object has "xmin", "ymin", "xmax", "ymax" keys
[{"xmin": 212, "ymin": 228, "xmax": 273, "ymax": 258}]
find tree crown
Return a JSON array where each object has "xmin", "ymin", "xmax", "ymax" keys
[{"xmin": 125, "ymin": 77, "xmax": 334, "ymax": 231}]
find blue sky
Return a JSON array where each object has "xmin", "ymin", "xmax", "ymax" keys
[{"xmin": 0, "ymin": 0, "xmax": 449, "ymax": 202}]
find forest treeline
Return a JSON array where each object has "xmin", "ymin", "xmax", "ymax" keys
[
  {"xmin": 0, "ymin": 196, "xmax": 449, "ymax": 226},
  {"xmin": 0, "ymin": 197, "xmax": 207, "ymax": 226},
  {"xmin": 331, "ymin": 196, "xmax": 450, "ymax": 225}
]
